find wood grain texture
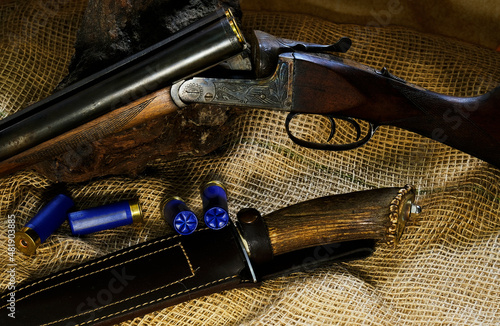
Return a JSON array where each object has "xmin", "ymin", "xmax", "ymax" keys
[
  {"xmin": 0, "ymin": 88, "xmax": 172, "ymax": 177},
  {"xmin": 264, "ymin": 187, "xmax": 403, "ymax": 256},
  {"xmin": 0, "ymin": 88, "xmax": 237, "ymax": 182},
  {"xmin": 292, "ymin": 53, "xmax": 500, "ymax": 167}
]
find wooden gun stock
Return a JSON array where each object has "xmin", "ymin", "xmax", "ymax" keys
[{"xmin": 291, "ymin": 52, "xmax": 500, "ymax": 166}]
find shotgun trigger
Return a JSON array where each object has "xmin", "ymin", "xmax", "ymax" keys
[{"xmin": 285, "ymin": 113, "xmax": 377, "ymax": 151}]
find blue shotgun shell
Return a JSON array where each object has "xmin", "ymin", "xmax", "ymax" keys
[
  {"xmin": 68, "ymin": 200, "xmax": 143, "ymax": 236},
  {"xmin": 15, "ymin": 194, "xmax": 74, "ymax": 255},
  {"xmin": 201, "ymin": 181, "xmax": 229, "ymax": 230},
  {"xmin": 161, "ymin": 197, "xmax": 198, "ymax": 235}
]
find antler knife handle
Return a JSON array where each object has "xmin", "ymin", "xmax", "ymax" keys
[{"xmin": 237, "ymin": 185, "xmax": 419, "ymax": 262}]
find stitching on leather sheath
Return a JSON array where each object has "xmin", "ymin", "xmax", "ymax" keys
[
  {"xmin": 37, "ymin": 242, "xmax": 197, "ymax": 326},
  {"xmin": 1, "ymin": 235, "xmax": 199, "ymax": 309},
  {"xmin": 12, "ymin": 242, "xmax": 191, "ymax": 309},
  {"xmin": 0, "ymin": 227, "xmax": 209, "ymax": 307},
  {"xmin": 0, "ymin": 233, "xmax": 180, "ymax": 305},
  {"xmin": 50, "ymin": 275, "xmax": 240, "ymax": 326}
]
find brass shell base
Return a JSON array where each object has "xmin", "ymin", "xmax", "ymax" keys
[{"xmin": 14, "ymin": 227, "xmax": 41, "ymax": 256}]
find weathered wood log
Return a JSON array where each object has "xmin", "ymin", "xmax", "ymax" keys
[{"xmin": 56, "ymin": 0, "xmax": 242, "ymax": 90}]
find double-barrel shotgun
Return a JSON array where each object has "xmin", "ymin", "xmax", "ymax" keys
[{"xmin": 0, "ymin": 9, "xmax": 498, "ymax": 182}]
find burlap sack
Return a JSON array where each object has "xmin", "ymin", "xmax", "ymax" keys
[{"xmin": 1, "ymin": 1, "xmax": 499, "ymax": 325}]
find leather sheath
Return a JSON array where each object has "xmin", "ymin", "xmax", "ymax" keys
[{"xmin": 0, "ymin": 223, "xmax": 374, "ymax": 326}]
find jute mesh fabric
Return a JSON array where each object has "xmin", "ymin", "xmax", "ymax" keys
[{"xmin": 1, "ymin": 2, "xmax": 500, "ymax": 325}]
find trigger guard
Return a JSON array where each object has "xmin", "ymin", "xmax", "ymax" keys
[{"xmin": 285, "ymin": 113, "xmax": 377, "ymax": 151}]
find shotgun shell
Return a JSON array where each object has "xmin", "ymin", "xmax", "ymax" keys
[
  {"xmin": 201, "ymin": 181, "xmax": 229, "ymax": 230},
  {"xmin": 15, "ymin": 194, "xmax": 74, "ymax": 255},
  {"xmin": 68, "ymin": 200, "xmax": 143, "ymax": 236},
  {"xmin": 161, "ymin": 197, "xmax": 198, "ymax": 235}
]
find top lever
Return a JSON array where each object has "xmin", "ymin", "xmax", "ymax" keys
[{"xmin": 250, "ymin": 30, "xmax": 352, "ymax": 78}]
